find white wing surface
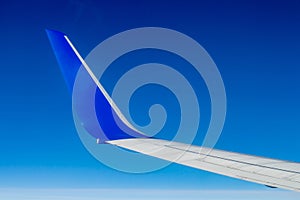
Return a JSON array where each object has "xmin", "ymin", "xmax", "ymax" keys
[{"xmin": 108, "ymin": 138, "xmax": 300, "ymax": 192}]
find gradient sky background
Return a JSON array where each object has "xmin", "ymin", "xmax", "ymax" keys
[{"xmin": 0, "ymin": 0, "xmax": 300, "ymax": 199}]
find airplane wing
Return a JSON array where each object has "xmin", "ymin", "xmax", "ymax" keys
[
  {"xmin": 46, "ymin": 30, "xmax": 300, "ymax": 192},
  {"xmin": 108, "ymin": 138, "xmax": 300, "ymax": 192}
]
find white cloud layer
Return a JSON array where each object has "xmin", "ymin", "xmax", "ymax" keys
[{"xmin": 0, "ymin": 188, "xmax": 300, "ymax": 200}]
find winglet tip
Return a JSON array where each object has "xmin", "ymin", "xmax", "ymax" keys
[{"xmin": 45, "ymin": 29, "xmax": 67, "ymax": 38}]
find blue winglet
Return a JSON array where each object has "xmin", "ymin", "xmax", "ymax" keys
[
  {"xmin": 46, "ymin": 29, "xmax": 147, "ymax": 142},
  {"xmin": 46, "ymin": 29, "xmax": 82, "ymax": 93}
]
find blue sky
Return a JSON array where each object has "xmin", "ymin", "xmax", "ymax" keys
[{"xmin": 0, "ymin": 0, "xmax": 300, "ymax": 199}]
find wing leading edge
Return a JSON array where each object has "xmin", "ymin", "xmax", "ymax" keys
[{"xmin": 47, "ymin": 30, "xmax": 300, "ymax": 192}]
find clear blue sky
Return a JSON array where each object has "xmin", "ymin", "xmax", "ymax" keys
[{"xmin": 0, "ymin": 0, "xmax": 299, "ymax": 199}]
